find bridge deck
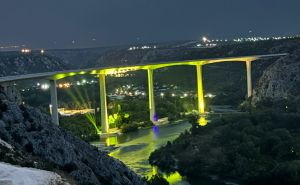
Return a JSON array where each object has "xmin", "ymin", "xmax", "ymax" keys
[{"xmin": 0, "ymin": 53, "xmax": 287, "ymax": 83}]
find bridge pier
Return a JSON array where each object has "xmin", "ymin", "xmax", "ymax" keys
[
  {"xmin": 99, "ymin": 73, "xmax": 109, "ymax": 134},
  {"xmin": 49, "ymin": 80, "xmax": 59, "ymax": 125},
  {"xmin": 196, "ymin": 65, "xmax": 205, "ymax": 114},
  {"xmin": 147, "ymin": 69, "xmax": 157, "ymax": 123},
  {"xmin": 245, "ymin": 60, "xmax": 252, "ymax": 98}
]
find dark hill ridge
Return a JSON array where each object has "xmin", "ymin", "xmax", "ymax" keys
[
  {"xmin": 47, "ymin": 47, "xmax": 113, "ymax": 68},
  {"xmin": 0, "ymin": 51, "xmax": 69, "ymax": 77},
  {"xmin": 85, "ymin": 39, "xmax": 299, "ymax": 68},
  {"xmin": 0, "ymin": 86, "xmax": 146, "ymax": 185}
]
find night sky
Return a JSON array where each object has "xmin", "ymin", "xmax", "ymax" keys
[{"xmin": 1, "ymin": 0, "xmax": 299, "ymax": 49}]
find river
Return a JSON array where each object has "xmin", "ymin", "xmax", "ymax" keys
[{"xmin": 93, "ymin": 122, "xmax": 192, "ymax": 185}]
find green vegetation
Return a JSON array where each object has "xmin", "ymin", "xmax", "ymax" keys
[
  {"xmin": 144, "ymin": 175, "xmax": 169, "ymax": 185},
  {"xmin": 149, "ymin": 112, "xmax": 300, "ymax": 185},
  {"xmin": 60, "ymin": 115, "xmax": 100, "ymax": 142},
  {"xmin": 255, "ymin": 97, "xmax": 300, "ymax": 113},
  {"xmin": 240, "ymin": 97, "xmax": 300, "ymax": 114}
]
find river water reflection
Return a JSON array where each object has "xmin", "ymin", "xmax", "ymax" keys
[{"xmin": 94, "ymin": 122, "xmax": 192, "ymax": 185}]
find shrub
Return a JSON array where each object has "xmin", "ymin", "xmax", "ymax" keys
[
  {"xmin": 145, "ymin": 175, "xmax": 169, "ymax": 185},
  {"xmin": 121, "ymin": 122, "xmax": 139, "ymax": 133},
  {"xmin": 60, "ymin": 115, "xmax": 99, "ymax": 142}
]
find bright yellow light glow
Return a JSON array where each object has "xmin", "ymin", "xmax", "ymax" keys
[
  {"xmin": 163, "ymin": 172, "xmax": 184, "ymax": 185},
  {"xmin": 49, "ymin": 55, "xmax": 264, "ymax": 82},
  {"xmin": 200, "ymin": 102, "xmax": 205, "ymax": 111},
  {"xmin": 152, "ymin": 166, "xmax": 158, "ymax": 176},
  {"xmin": 90, "ymin": 70, "xmax": 98, "ymax": 74},
  {"xmin": 106, "ymin": 136, "xmax": 118, "ymax": 146},
  {"xmin": 197, "ymin": 65, "xmax": 205, "ymax": 114},
  {"xmin": 198, "ymin": 116, "xmax": 208, "ymax": 126}
]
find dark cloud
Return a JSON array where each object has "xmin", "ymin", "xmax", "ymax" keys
[{"xmin": 0, "ymin": 0, "xmax": 299, "ymax": 49}]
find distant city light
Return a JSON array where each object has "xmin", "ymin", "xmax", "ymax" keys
[
  {"xmin": 171, "ymin": 93, "xmax": 176, "ymax": 97},
  {"xmin": 202, "ymin": 37, "xmax": 208, "ymax": 43},
  {"xmin": 40, "ymin": 49, "xmax": 45, "ymax": 54},
  {"xmin": 128, "ymin": 45, "xmax": 157, "ymax": 51},
  {"xmin": 41, "ymin": 84, "xmax": 49, "ymax": 90},
  {"xmin": 49, "ymin": 104, "xmax": 53, "ymax": 115},
  {"xmin": 64, "ymin": 83, "xmax": 70, "ymax": 88},
  {"xmin": 21, "ymin": 48, "xmax": 31, "ymax": 53},
  {"xmin": 58, "ymin": 83, "xmax": 70, "ymax": 89},
  {"xmin": 204, "ymin": 93, "xmax": 216, "ymax": 98},
  {"xmin": 160, "ymin": 93, "xmax": 164, "ymax": 97}
]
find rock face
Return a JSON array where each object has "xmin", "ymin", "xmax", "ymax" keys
[
  {"xmin": 0, "ymin": 88, "xmax": 146, "ymax": 185},
  {"xmin": 0, "ymin": 162, "xmax": 65, "ymax": 185},
  {"xmin": 252, "ymin": 49, "xmax": 300, "ymax": 103},
  {"xmin": 0, "ymin": 52, "xmax": 68, "ymax": 77}
]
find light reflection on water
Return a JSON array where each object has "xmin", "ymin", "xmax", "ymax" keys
[{"xmin": 101, "ymin": 122, "xmax": 193, "ymax": 185}]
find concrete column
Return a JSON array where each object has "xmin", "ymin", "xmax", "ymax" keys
[
  {"xmin": 147, "ymin": 69, "xmax": 157, "ymax": 123},
  {"xmin": 49, "ymin": 80, "xmax": 59, "ymax": 125},
  {"xmin": 246, "ymin": 60, "xmax": 252, "ymax": 98},
  {"xmin": 99, "ymin": 73, "xmax": 109, "ymax": 134},
  {"xmin": 196, "ymin": 65, "xmax": 205, "ymax": 114}
]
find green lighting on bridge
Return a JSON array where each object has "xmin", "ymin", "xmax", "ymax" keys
[{"xmin": 64, "ymin": 79, "xmax": 100, "ymax": 134}]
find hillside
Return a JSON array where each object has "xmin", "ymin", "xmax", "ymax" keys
[
  {"xmin": 85, "ymin": 39, "xmax": 297, "ymax": 68},
  {"xmin": 0, "ymin": 86, "xmax": 146, "ymax": 185},
  {"xmin": 253, "ymin": 49, "xmax": 300, "ymax": 104},
  {"xmin": 149, "ymin": 113, "xmax": 300, "ymax": 185},
  {"xmin": 0, "ymin": 51, "xmax": 68, "ymax": 77},
  {"xmin": 47, "ymin": 47, "xmax": 112, "ymax": 68}
]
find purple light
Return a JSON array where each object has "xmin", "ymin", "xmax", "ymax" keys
[
  {"xmin": 153, "ymin": 125, "xmax": 159, "ymax": 138},
  {"xmin": 153, "ymin": 112, "xmax": 158, "ymax": 122}
]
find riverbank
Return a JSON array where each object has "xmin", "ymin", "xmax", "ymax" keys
[
  {"xmin": 92, "ymin": 121, "xmax": 192, "ymax": 185},
  {"xmin": 92, "ymin": 119, "xmax": 189, "ymax": 152},
  {"xmin": 149, "ymin": 113, "xmax": 300, "ymax": 185},
  {"xmin": 0, "ymin": 88, "xmax": 146, "ymax": 185}
]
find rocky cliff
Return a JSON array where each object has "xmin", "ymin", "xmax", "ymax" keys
[
  {"xmin": 0, "ymin": 51, "xmax": 68, "ymax": 77},
  {"xmin": 0, "ymin": 87, "xmax": 146, "ymax": 185},
  {"xmin": 252, "ymin": 49, "xmax": 300, "ymax": 104}
]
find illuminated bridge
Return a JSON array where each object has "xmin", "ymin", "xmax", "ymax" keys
[{"xmin": 0, "ymin": 53, "xmax": 287, "ymax": 133}]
